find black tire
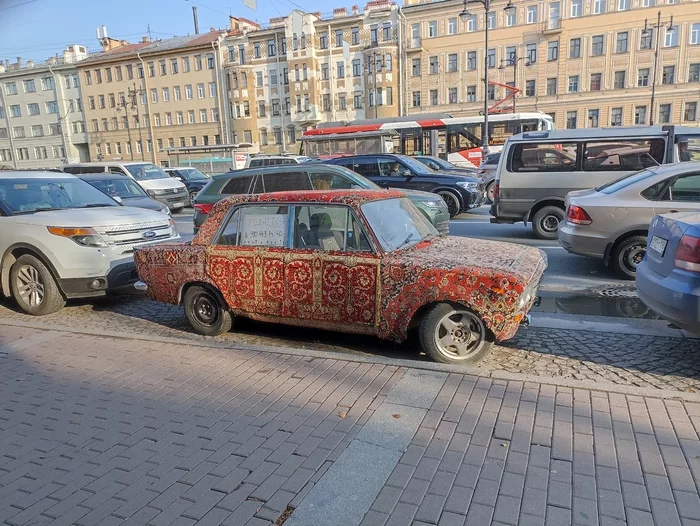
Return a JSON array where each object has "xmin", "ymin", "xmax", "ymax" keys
[
  {"xmin": 485, "ymin": 181, "xmax": 496, "ymax": 205},
  {"xmin": 172, "ymin": 206, "xmax": 185, "ymax": 215},
  {"xmin": 611, "ymin": 235, "xmax": 647, "ymax": 280},
  {"xmin": 437, "ymin": 191, "xmax": 461, "ymax": 218},
  {"xmin": 9, "ymin": 254, "xmax": 65, "ymax": 316},
  {"xmin": 531, "ymin": 206, "xmax": 565, "ymax": 240},
  {"xmin": 418, "ymin": 303, "xmax": 494, "ymax": 365},
  {"xmin": 183, "ymin": 285, "xmax": 232, "ymax": 336},
  {"xmin": 188, "ymin": 191, "xmax": 198, "ymax": 207}
]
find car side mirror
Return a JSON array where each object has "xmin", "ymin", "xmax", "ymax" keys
[
  {"xmin": 403, "ymin": 170, "xmax": 414, "ymax": 178},
  {"xmin": 112, "ymin": 196, "xmax": 123, "ymax": 204}
]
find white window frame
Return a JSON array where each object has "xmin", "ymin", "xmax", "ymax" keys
[{"xmin": 527, "ymin": 6, "xmax": 538, "ymax": 24}]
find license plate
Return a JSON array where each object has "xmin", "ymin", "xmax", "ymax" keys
[
  {"xmin": 172, "ymin": 202, "xmax": 185, "ymax": 208},
  {"xmin": 649, "ymin": 235, "xmax": 667, "ymax": 256}
]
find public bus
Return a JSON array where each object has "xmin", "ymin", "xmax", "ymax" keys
[{"xmin": 300, "ymin": 112, "xmax": 555, "ymax": 167}]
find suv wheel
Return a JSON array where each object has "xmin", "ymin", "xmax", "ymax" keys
[
  {"xmin": 612, "ymin": 235, "xmax": 647, "ymax": 280},
  {"xmin": 437, "ymin": 191, "xmax": 461, "ymax": 218},
  {"xmin": 485, "ymin": 181, "xmax": 496, "ymax": 204},
  {"xmin": 10, "ymin": 254, "xmax": 65, "ymax": 316},
  {"xmin": 531, "ymin": 206, "xmax": 564, "ymax": 240},
  {"xmin": 189, "ymin": 191, "xmax": 198, "ymax": 207}
]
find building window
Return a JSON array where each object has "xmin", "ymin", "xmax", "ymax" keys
[
  {"xmin": 430, "ymin": 89, "xmax": 438, "ymax": 105},
  {"xmin": 611, "ymin": 107, "xmax": 623, "ymax": 126},
  {"xmin": 428, "ymin": 21, "xmax": 438, "ymax": 37},
  {"xmin": 689, "ymin": 63, "xmax": 700, "ymax": 82},
  {"xmin": 370, "ymin": 25, "xmax": 378, "ymax": 44},
  {"xmin": 685, "ymin": 102, "xmax": 697, "ymax": 122},
  {"xmin": 506, "ymin": 9, "xmax": 516, "ymax": 26},
  {"xmin": 254, "ymin": 43, "xmax": 261, "ymax": 58},
  {"xmin": 588, "ymin": 109, "xmax": 600, "ymax": 127},
  {"xmin": 147, "ymin": 62, "xmax": 155, "ymax": 77},
  {"xmin": 571, "ymin": 0, "xmax": 581, "ymax": 17},
  {"xmin": 466, "ymin": 51, "xmax": 477, "ymax": 70},
  {"xmin": 593, "ymin": 0, "xmax": 605, "ymax": 14},
  {"xmin": 354, "ymin": 94, "xmax": 362, "ymax": 109},
  {"xmin": 353, "ymin": 59, "xmax": 361, "ymax": 77},
  {"xmin": 638, "ymin": 68, "xmax": 650, "ymax": 86},
  {"xmin": 352, "ymin": 27, "xmax": 360, "ymax": 45},
  {"xmin": 258, "ymin": 101, "xmax": 266, "ymax": 117},
  {"xmin": 267, "ymin": 39, "xmax": 276, "ymax": 56},
  {"xmin": 23, "ymin": 79, "xmax": 35, "ymax": 93},
  {"xmin": 466, "ymin": 85, "xmax": 476, "ymax": 102},
  {"xmin": 546, "ymin": 78, "xmax": 557, "ymax": 95},
  {"xmin": 691, "ymin": 23, "xmax": 700, "ymax": 45},
  {"xmin": 273, "ymin": 128, "xmax": 282, "ymax": 145},
  {"xmin": 635, "ymin": 105, "xmax": 647, "ymax": 124},
  {"xmin": 448, "ymin": 17, "xmax": 457, "ymax": 34},
  {"xmin": 429, "ymin": 56, "xmax": 439, "ymax": 74},
  {"xmin": 659, "ymin": 103, "xmax": 671, "ymax": 123},
  {"xmin": 382, "ymin": 22, "xmax": 392, "ymax": 41},
  {"xmin": 568, "ymin": 76, "xmax": 579, "ymax": 93},
  {"xmin": 445, "ymin": 53, "xmax": 458, "ymax": 73},
  {"xmin": 618, "ymin": 0, "xmax": 630, "ymax": 10},
  {"xmin": 566, "ymin": 111, "xmax": 577, "ymax": 129},
  {"xmin": 526, "ymin": 43, "xmax": 537, "ymax": 64},
  {"xmin": 616, "ymin": 32, "xmax": 629, "ymax": 53},
  {"xmin": 487, "ymin": 12, "xmax": 496, "ymax": 30},
  {"xmin": 487, "ymin": 85, "xmax": 495, "ymax": 101},
  {"xmin": 448, "ymin": 87, "xmax": 458, "ymax": 104},
  {"xmin": 200, "ymin": 109, "xmax": 208, "ymax": 123},
  {"xmin": 527, "ymin": 6, "xmax": 538, "ymax": 24},
  {"xmin": 662, "ymin": 65, "xmax": 675, "ymax": 84},
  {"xmin": 287, "ymin": 126, "xmax": 296, "ymax": 144},
  {"xmin": 320, "ymin": 32, "xmax": 328, "ymax": 49},
  {"xmin": 592, "ymin": 35, "xmax": 604, "ymax": 56},
  {"xmin": 153, "ymin": 114, "xmax": 161, "ymax": 127},
  {"xmin": 467, "ymin": 15, "xmax": 476, "ymax": 32},
  {"xmin": 487, "ymin": 49, "xmax": 496, "ymax": 68},
  {"xmin": 547, "ymin": 41, "xmax": 559, "ymax": 61},
  {"xmin": 335, "ymin": 29, "xmax": 343, "ymax": 47},
  {"xmin": 197, "ymin": 83, "xmax": 205, "ymax": 98},
  {"xmin": 339, "ymin": 95, "xmax": 346, "ymax": 110},
  {"xmin": 31, "ymin": 125, "xmax": 43, "ymax": 137},
  {"xmin": 665, "ymin": 26, "xmax": 678, "ymax": 47},
  {"xmin": 336, "ymin": 61, "xmax": 345, "ymax": 78},
  {"xmin": 27, "ymin": 103, "xmax": 39, "ymax": 116},
  {"xmin": 151, "ymin": 88, "xmax": 158, "ymax": 103},
  {"xmin": 321, "ymin": 63, "xmax": 329, "ymax": 80},
  {"xmin": 614, "ymin": 71, "xmax": 626, "ymax": 89},
  {"xmin": 525, "ymin": 80, "xmax": 536, "ymax": 96},
  {"xmin": 84, "ymin": 71, "xmax": 92, "ymax": 85},
  {"xmin": 385, "ymin": 54, "xmax": 392, "ymax": 72},
  {"xmin": 13, "ymin": 126, "xmax": 25, "ymax": 138},
  {"xmin": 569, "ymin": 38, "xmax": 581, "ymax": 59},
  {"xmin": 303, "ymin": 64, "xmax": 308, "ymax": 80},
  {"xmin": 640, "ymin": 29, "xmax": 653, "ymax": 50},
  {"xmin": 412, "ymin": 91, "xmax": 421, "ymax": 107},
  {"xmin": 41, "ymin": 77, "xmax": 54, "ymax": 90},
  {"xmin": 272, "ymin": 99, "xmax": 281, "ymax": 116},
  {"xmin": 590, "ymin": 73, "xmax": 602, "ymax": 91}
]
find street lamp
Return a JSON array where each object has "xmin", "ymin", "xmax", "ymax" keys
[
  {"xmin": 643, "ymin": 11, "xmax": 674, "ymax": 125},
  {"xmin": 498, "ymin": 50, "xmax": 530, "ymax": 112}
]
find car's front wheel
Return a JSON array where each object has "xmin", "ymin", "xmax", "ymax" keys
[
  {"xmin": 9, "ymin": 254, "xmax": 65, "ymax": 316},
  {"xmin": 436, "ymin": 191, "xmax": 461, "ymax": 218},
  {"xmin": 419, "ymin": 303, "xmax": 494, "ymax": 364},
  {"xmin": 485, "ymin": 181, "xmax": 496, "ymax": 205},
  {"xmin": 189, "ymin": 191, "xmax": 198, "ymax": 207},
  {"xmin": 183, "ymin": 285, "xmax": 232, "ymax": 336},
  {"xmin": 612, "ymin": 235, "xmax": 647, "ymax": 280}
]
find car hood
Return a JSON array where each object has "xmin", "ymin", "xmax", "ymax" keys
[
  {"xmin": 390, "ymin": 188, "xmax": 442, "ymax": 200},
  {"xmin": 426, "ymin": 171, "xmax": 480, "ymax": 183},
  {"xmin": 120, "ymin": 197, "xmax": 168, "ymax": 212},
  {"xmin": 13, "ymin": 206, "xmax": 170, "ymax": 227},
  {"xmin": 387, "ymin": 235, "xmax": 547, "ymax": 283},
  {"xmin": 138, "ymin": 178, "xmax": 187, "ymax": 191}
]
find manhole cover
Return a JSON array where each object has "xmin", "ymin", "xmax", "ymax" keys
[{"xmin": 595, "ymin": 286, "xmax": 638, "ymax": 298}]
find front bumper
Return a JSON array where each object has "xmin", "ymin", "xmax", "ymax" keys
[
  {"xmin": 57, "ymin": 262, "xmax": 140, "ymax": 298},
  {"xmin": 462, "ymin": 188, "xmax": 485, "ymax": 210},
  {"xmin": 558, "ymin": 224, "xmax": 608, "ymax": 259},
  {"xmin": 153, "ymin": 190, "xmax": 188, "ymax": 210}
]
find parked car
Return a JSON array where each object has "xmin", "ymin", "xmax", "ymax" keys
[
  {"xmin": 192, "ymin": 164, "xmax": 451, "ymax": 235},
  {"xmin": 321, "ymin": 154, "xmax": 484, "ymax": 217},
  {"xmin": 414, "ymin": 156, "xmax": 478, "ymax": 176},
  {"xmin": 135, "ymin": 190, "xmax": 546, "ymax": 364},
  {"xmin": 0, "ymin": 171, "xmax": 180, "ymax": 316},
  {"xmin": 477, "ymin": 152, "xmax": 500, "ymax": 204},
  {"xmin": 78, "ymin": 173, "xmax": 171, "ymax": 215},
  {"xmin": 559, "ymin": 163, "xmax": 700, "ymax": 279},
  {"xmin": 244, "ymin": 154, "xmax": 311, "ymax": 168},
  {"xmin": 164, "ymin": 167, "xmax": 211, "ymax": 206},
  {"xmin": 636, "ymin": 212, "xmax": 700, "ymax": 334},
  {"xmin": 63, "ymin": 162, "xmax": 188, "ymax": 213}
]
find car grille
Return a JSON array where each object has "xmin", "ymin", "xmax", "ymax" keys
[
  {"xmin": 96, "ymin": 220, "xmax": 176, "ymax": 254},
  {"xmin": 163, "ymin": 187, "xmax": 186, "ymax": 195}
]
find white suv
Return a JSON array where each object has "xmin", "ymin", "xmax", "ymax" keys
[{"xmin": 0, "ymin": 171, "xmax": 181, "ymax": 315}]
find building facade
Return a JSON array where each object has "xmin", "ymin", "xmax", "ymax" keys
[
  {"xmin": 402, "ymin": 0, "xmax": 700, "ymax": 130},
  {"xmin": 224, "ymin": 0, "xmax": 401, "ymax": 154},
  {"xmin": 0, "ymin": 46, "xmax": 89, "ymax": 169},
  {"xmin": 75, "ymin": 30, "xmax": 229, "ymax": 165}
]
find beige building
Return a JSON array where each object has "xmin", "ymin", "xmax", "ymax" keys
[
  {"xmin": 402, "ymin": 0, "xmax": 700, "ymax": 130},
  {"xmin": 224, "ymin": 0, "xmax": 401, "ymax": 154},
  {"xmin": 76, "ymin": 29, "xmax": 229, "ymax": 165}
]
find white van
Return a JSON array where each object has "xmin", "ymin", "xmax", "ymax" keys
[
  {"xmin": 490, "ymin": 125, "xmax": 700, "ymax": 239},
  {"xmin": 63, "ymin": 162, "xmax": 188, "ymax": 213}
]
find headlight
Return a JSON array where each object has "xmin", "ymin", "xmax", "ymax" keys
[
  {"xmin": 517, "ymin": 284, "xmax": 537, "ymax": 311},
  {"xmin": 160, "ymin": 204, "xmax": 171, "ymax": 215},
  {"xmin": 456, "ymin": 181, "xmax": 479, "ymax": 189},
  {"xmin": 47, "ymin": 227, "xmax": 107, "ymax": 247},
  {"xmin": 421, "ymin": 199, "xmax": 447, "ymax": 209},
  {"xmin": 147, "ymin": 189, "xmax": 166, "ymax": 197}
]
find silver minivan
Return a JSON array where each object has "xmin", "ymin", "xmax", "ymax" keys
[
  {"xmin": 490, "ymin": 126, "xmax": 700, "ymax": 239},
  {"xmin": 63, "ymin": 162, "xmax": 188, "ymax": 213}
]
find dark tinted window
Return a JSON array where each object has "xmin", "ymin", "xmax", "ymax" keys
[
  {"xmin": 310, "ymin": 171, "xmax": 357, "ymax": 190},
  {"xmin": 510, "ymin": 143, "xmax": 577, "ymax": 172},
  {"xmin": 349, "ymin": 160, "xmax": 380, "ymax": 177},
  {"xmin": 641, "ymin": 178, "xmax": 670, "ymax": 200},
  {"xmin": 221, "ymin": 175, "xmax": 253, "ymax": 194},
  {"xmin": 249, "ymin": 159, "xmax": 264, "ymax": 167},
  {"xmin": 250, "ymin": 174, "xmax": 264, "ymax": 193},
  {"xmin": 582, "ymin": 139, "xmax": 664, "ymax": 171},
  {"xmin": 262, "ymin": 171, "xmax": 312, "ymax": 192},
  {"xmin": 64, "ymin": 166, "xmax": 106, "ymax": 174}
]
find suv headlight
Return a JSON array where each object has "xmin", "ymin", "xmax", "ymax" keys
[
  {"xmin": 147, "ymin": 189, "xmax": 166, "ymax": 197},
  {"xmin": 421, "ymin": 199, "xmax": 447, "ymax": 209},
  {"xmin": 456, "ymin": 181, "xmax": 479, "ymax": 189},
  {"xmin": 48, "ymin": 227, "xmax": 107, "ymax": 247}
]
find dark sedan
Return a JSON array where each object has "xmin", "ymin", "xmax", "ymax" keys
[
  {"xmin": 164, "ymin": 167, "xmax": 211, "ymax": 206},
  {"xmin": 78, "ymin": 173, "xmax": 171, "ymax": 215}
]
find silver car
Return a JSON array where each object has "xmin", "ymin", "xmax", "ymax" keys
[
  {"xmin": 559, "ymin": 162, "xmax": 700, "ymax": 279},
  {"xmin": 477, "ymin": 152, "xmax": 500, "ymax": 204}
]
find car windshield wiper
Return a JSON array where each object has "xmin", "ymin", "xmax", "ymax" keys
[{"xmin": 13, "ymin": 207, "xmax": 62, "ymax": 215}]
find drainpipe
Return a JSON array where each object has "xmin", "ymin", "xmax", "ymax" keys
[
  {"xmin": 48, "ymin": 63, "xmax": 70, "ymax": 165},
  {"xmin": 0, "ymin": 85, "xmax": 18, "ymax": 169},
  {"xmin": 398, "ymin": 8, "xmax": 406, "ymax": 116},
  {"xmin": 212, "ymin": 40, "xmax": 228, "ymax": 144},
  {"xmin": 328, "ymin": 23, "xmax": 335, "ymax": 123},
  {"xmin": 137, "ymin": 51, "xmax": 157, "ymax": 163},
  {"xmin": 275, "ymin": 32, "xmax": 286, "ymax": 153}
]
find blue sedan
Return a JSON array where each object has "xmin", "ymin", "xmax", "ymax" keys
[{"xmin": 636, "ymin": 212, "xmax": 700, "ymax": 334}]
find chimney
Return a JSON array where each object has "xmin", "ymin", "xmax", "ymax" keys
[
  {"xmin": 142, "ymin": 36, "xmax": 149, "ymax": 43},
  {"xmin": 352, "ymin": 5, "xmax": 360, "ymax": 14},
  {"xmin": 102, "ymin": 25, "xmax": 108, "ymax": 39},
  {"xmin": 16, "ymin": 57, "xmax": 21, "ymax": 69},
  {"xmin": 333, "ymin": 7, "xmax": 347, "ymax": 17},
  {"xmin": 26, "ymin": 60, "xmax": 34, "ymax": 68}
]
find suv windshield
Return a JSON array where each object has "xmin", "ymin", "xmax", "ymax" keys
[
  {"xmin": 87, "ymin": 178, "xmax": 148, "ymax": 199},
  {"xmin": 361, "ymin": 197, "xmax": 437, "ymax": 252},
  {"xmin": 0, "ymin": 178, "xmax": 119, "ymax": 214},
  {"xmin": 125, "ymin": 163, "xmax": 169, "ymax": 181},
  {"xmin": 176, "ymin": 168, "xmax": 210, "ymax": 181},
  {"xmin": 396, "ymin": 156, "xmax": 433, "ymax": 174}
]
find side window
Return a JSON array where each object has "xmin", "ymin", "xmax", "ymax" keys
[
  {"xmin": 641, "ymin": 179, "xmax": 671, "ymax": 201},
  {"xmin": 378, "ymin": 159, "xmax": 405, "ymax": 177},
  {"xmin": 250, "ymin": 174, "xmax": 264, "ymax": 193},
  {"xmin": 262, "ymin": 171, "xmax": 312, "ymax": 192},
  {"xmin": 293, "ymin": 205, "xmax": 370, "ymax": 251},
  {"xmin": 583, "ymin": 139, "xmax": 664, "ymax": 171},
  {"xmin": 351, "ymin": 161, "xmax": 380, "ymax": 177},
  {"xmin": 108, "ymin": 166, "xmax": 126, "ymax": 175},
  {"xmin": 249, "ymin": 159, "xmax": 263, "ymax": 168},
  {"xmin": 310, "ymin": 172, "xmax": 356, "ymax": 190},
  {"xmin": 670, "ymin": 174, "xmax": 700, "ymax": 202},
  {"xmin": 678, "ymin": 136, "xmax": 700, "ymax": 162},
  {"xmin": 216, "ymin": 205, "xmax": 289, "ymax": 246},
  {"xmin": 510, "ymin": 143, "xmax": 577, "ymax": 172},
  {"xmin": 221, "ymin": 175, "xmax": 253, "ymax": 194}
]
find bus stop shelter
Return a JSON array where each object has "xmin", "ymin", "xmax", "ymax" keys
[{"xmin": 160, "ymin": 143, "xmax": 253, "ymax": 174}]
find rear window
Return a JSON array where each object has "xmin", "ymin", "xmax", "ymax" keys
[
  {"xmin": 582, "ymin": 139, "xmax": 663, "ymax": 171},
  {"xmin": 510, "ymin": 143, "xmax": 577, "ymax": 172},
  {"xmin": 221, "ymin": 175, "xmax": 253, "ymax": 194},
  {"xmin": 63, "ymin": 166, "xmax": 106, "ymax": 174}
]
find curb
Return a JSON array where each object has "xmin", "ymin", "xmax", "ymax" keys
[{"xmin": 2, "ymin": 317, "xmax": 700, "ymax": 403}]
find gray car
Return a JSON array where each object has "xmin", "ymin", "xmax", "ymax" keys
[
  {"xmin": 477, "ymin": 152, "xmax": 500, "ymax": 204},
  {"xmin": 78, "ymin": 173, "xmax": 171, "ymax": 215},
  {"xmin": 559, "ymin": 162, "xmax": 700, "ymax": 279}
]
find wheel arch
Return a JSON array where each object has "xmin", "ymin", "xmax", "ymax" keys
[
  {"xmin": 605, "ymin": 228, "xmax": 649, "ymax": 266},
  {"xmin": 179, "ymin": 280, "xmax": 229, "ymax": 308},
  {"xmin": 525, "ymin": 198, "xmax": 566, "ymax": 225},
  {"xmin": 1, "ymin": 244, "xmax": 63, "ymax": 298},
  {"xmin": 432, "ymin": 186, "xmax": 465, "ymax": 208}
]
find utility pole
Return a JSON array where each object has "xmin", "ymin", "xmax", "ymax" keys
[
  {"xmin": 126, "ymin": 83, "xmax": 145, "ymax": 161},
  {"xmin": 644, "ymin": 11, "xmax": 673, "ymax": 125}
]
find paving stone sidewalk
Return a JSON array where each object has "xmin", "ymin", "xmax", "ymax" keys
[{"xmin": 1, "ymin": 325, "xmax": 699, "ymax": 526}]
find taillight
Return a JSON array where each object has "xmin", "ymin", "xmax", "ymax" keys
[
  {"xmin": 674, "ymin": 234, "xmax": 700, "ymax": 272},
  {"xmin": 194, "ymin": 203, "xmax": 213, "ymax": 215},
  {"xmin": 492, "ymin": 183, "xmax": 499, "ymax": 199},
  {"xmin": 567, "ymin": 205, "xmax": 592, "ymax": 225}
]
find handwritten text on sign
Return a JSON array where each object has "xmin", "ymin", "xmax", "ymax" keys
[{"xmin": 241, "ymin": 214, "xmax": 287, "ymax": 247}]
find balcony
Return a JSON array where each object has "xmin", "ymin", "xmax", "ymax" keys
[
  {"xmin": 542, "ymin": 17, "xmax": 563, "ymax": 34},
  {"xmin": 292, "ymin": 108, "xmax": 321, "ymax": 124}
]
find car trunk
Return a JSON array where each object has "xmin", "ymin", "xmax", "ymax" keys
[{"xmin": 645, "ymin": 215, "xmax": 690, "ymax": 278}]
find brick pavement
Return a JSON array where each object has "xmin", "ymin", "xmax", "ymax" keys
[
  {"xmin": 1, "ymin": 295, "xmax": 700, "ymax": 393},
  {"xmin": 1, "ymin": 324, "xmax": 699, "ymax": 525}
]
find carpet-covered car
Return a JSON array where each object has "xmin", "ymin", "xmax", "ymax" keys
[{"xmin": 134, "ymin": 190, "xmax": 547, "ymax": 364}]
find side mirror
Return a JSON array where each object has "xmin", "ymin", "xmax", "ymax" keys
[
  {"xmin": 112, "ymin": 196, "xmax": 123, "ymax": 204},
  {"xmin": 403, "ymin": 170, "xmax": 414, "ymax": 178}
]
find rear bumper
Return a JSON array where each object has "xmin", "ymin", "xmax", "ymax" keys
[
  {"xmin": 558, "ymin": 224, "xmax": 607, "ymax": 259},
  {"xmin": 636, "ymin": 259, "xmax": 700, "ymax": 334}
]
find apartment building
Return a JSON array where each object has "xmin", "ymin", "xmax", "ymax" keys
[
  {"xmin": 224, "ymin": 0, "xmax": 401, "ymax": 154},
  {"xmin": 76, "ymin": 29, "xmax": 228, "ymax": 165},
  {"xmin": 402, "ymin": 0, "xmax": 700, "ymax": 129},
  {"xmin": 0, "ymin": 45, "xmax": 89, "ymax": 169}
]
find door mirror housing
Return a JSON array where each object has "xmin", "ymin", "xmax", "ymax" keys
[{"xmin": 112, "ymin": 195, "xmax": 123, "ymax": 204}]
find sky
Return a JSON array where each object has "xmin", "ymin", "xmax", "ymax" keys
[{"xmin": 0, "ymin": 0, "xmax": 331, "ymax": 63}]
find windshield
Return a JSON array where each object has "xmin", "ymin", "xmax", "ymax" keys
[
  {"xmin": 177, "ymin": 168, "xmax": 210, "ymax": 181},
  {"xmin": 396, "ymin": 155, "xmax": 434, "ymax": 174},
  {"xmin": 125, "ymin": 163, "xmax": 169, "ymax": 181},
  {"xmin": 596, "ymin": 168, "xmax": 659, "ymax": 194},
  {"xmin": 0, "ymin": 178, "xmax": 119, "ymax": 214},
  {"xmin": 87, "ymin": 178, "xmax": 147, "ymax": 199},
  {"xmin": 361, "ymin": 197, "xmax": 437, "ymax": 252}
]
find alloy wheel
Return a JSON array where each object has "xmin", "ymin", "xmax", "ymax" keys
[
  {"xmin": 15, "ymin": 264, "xmax": 45, "ymax": 307},
  {"xmin": 433, "ymin": 309, "xmax": 487, "ymax": 360}
]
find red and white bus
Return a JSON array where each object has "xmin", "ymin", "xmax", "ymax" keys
[{"xmin": 300, "ymin": 112, "xmax": 555, "ymax": 167}]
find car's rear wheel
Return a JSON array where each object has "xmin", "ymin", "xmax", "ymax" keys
[
  {"xmin": 419, "ymin": 303, "xmax": 494, "ymax": 364},
  {"xmin": 532, "ymin": 206, "xmax": 565, "ymax": 240},
  {"xmin": 612, "ymin": 235, "xmax": 647, "ymax": 280},
  {"xmin": 183, "ymin": 285, "xmax": 232, "ymax": 336},
  {"xmin": 485, "ymin": 181, "xmax": 496, "ymax": 205},
  {"xmin": 188, "ymin": 191, "xmax": 198, "ymax": 207},
  {"xmin": 10, "ymin": 254, "xmax": 65, "ymax": 316},
  {"xmin": 437, "ymin": 191, "xmax": 461, "ymax": 218}
]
